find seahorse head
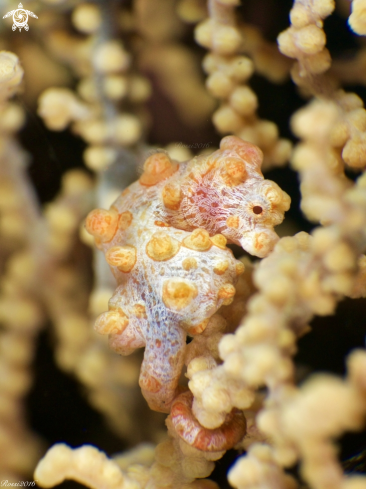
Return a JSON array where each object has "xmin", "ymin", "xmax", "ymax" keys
[{"xmin": 178, "ymin": 136, "xmax": 291, "ymax": 258}]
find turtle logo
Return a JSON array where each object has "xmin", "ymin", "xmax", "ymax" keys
[{"xmin": 3, "ymin": 3, "xmax": 38, "ymax": 32}]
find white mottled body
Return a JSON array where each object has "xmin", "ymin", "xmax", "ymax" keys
[{"xmin": 86, "ymin": 136, "xmax": 290, "ymax": 412}]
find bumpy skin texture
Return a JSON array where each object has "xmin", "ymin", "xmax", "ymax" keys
[{"xmin": 86, "ymin": 136, "xmax": 290, "ymax": 414}]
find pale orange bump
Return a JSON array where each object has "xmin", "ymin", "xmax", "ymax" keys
[
  {"xmin": 183, "ymin": 229, "xmax": 212, "ymax": 251},
  {"xmin": 85, "ymin": 208, "xmax": 119, "ymax": 242},
  {"xmin": 263, "ymin": 184, "xmax": 282, "ymax": 205},
  {"xmin": 118, "ymin": 210, "xmax": 133, "ymax": 230},
  {"xmin": 218, "ymin": 284, "xmax": 236, "ymax": 305},
  {"xmin": 214, "ymin": 259, "xmax": 230, "ymax": 275},
  {"xmin": 131, "ymin": 304, "xmax": 147, "ymax": 319},
  {"xmin": 223, "ymin": 157, "xmax": 247, "ymax": 186},
  {"xmin": 105, "ymin": 245, "xmax": 137, "ymax": 273},
  {"xmin": 162, "ymin": 278, "xmax": 198, "ymax": 311},
  {"xmin": 154, "ymin": 220, "xmax": 170, "ymax": 227},
  {"xmin": 220, "ymin": 135, "xmax": 263, "ymax": 169},
  {"xmin": 139, "ymin": 152, "xmax": 178, "ymax": 186},
  {"xmin": 262, "ymin": 182, "xmax": 290, "ymax": 212},
  {"xmin": 226, "ymin": 216, "xmax": 240, "ymax": 229},
  {"xmin": 235, "ymin": 261, "xmax": 245, "ymax": 275},
  {"xmin": 253, "ymin": 231, "xmax": 272, "ymax": 253},
  {"xmin": 146, "ymin": 232, "xmax": 180, "ymax": 261},
  {"xmin": 211, "ymin": 234, "xmax": 227, "ymax": 249},
  {"xmin": 183, "ymin": 318, "xmax": 210, "ymax": 335},
  {"xmin": 182, "ymin": 257, "xmax": 198, "ymax": 271},
  {"xmin": 162, "ymin": 181, "xmax": 182, "ymax": 210},
  {"xmin": 94, "ymin": 309, "xmax": 129, "ymax": 335}
]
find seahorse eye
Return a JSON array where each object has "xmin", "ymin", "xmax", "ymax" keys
[{"xmin": 253, "ymin": 205, "xmax": 263, "ymax": 215}]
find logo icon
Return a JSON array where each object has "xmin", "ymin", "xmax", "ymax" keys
[{"xmin": 3, "ymin": 3, "xmax": 38, "ymax": 31}]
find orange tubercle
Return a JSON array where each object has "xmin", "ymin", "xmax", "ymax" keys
[
  {"xmin": 162, "ymin": 278, "xmax": 198, "ymax": 311},
  {"xmin": 218, "ymin": 284, "xmax": 236, "ymax": 299},
  {"xmin": 162, "ymin": 181, "xmax": 182, "ymax": 210},
  {"xmin": 220, "ymin": 135, "xmax": 263, "ymax": 169},
  {"xmin": 211, "ymin": 234, "xmax": 227, "ymax": 249},
  {"xmin": 105, "ymin": 245, "xmax": 137, "ymax": 273},
  {"xmin": 213, "ymin": 260, "xmax": 229, "ymax": 275},
  {"xmin": 154, "ymin": 220, "xmax": 170, "ymax": 227},
  {"xmin": 223, "ymin": 157, "xmax": 247, "ymax": 186},
  {"xmin": 183, "ymin": 229, "xmax": 212, "ymax": 251},
  {"xmin": 85, "ymin": 208, "xmax": 119, "ymax": 242},
  {"xmin": 184, "ymin": 318, "xmax": 210, "ymax": 336},
  {"xmin": 139, "ymin": 152, "xmax": 178, "ymax": 186},
  {"xmin": 146, "ymin": 232, "xmax": 180, "ymax": 261},
  {"xmin": 94, "ymin": 309, "xmax": 129, "ymax": 335},
  {"xmin": 226, "ymin": 215, "xmax": 240, "ymax": 229},
  {"xmin": 182, "ymin": 257, "xmax": 198, "ymax": 270}
]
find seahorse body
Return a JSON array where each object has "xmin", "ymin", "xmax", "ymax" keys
[{"xmin": 86, "ymin": 136, "xmax": 290, "ymax": 413}]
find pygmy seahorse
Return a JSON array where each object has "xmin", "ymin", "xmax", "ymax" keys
[{"xmin": 86, "ymin": 136, "xmax": 290, "ymax": 415}]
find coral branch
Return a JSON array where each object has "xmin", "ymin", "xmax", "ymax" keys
[{"xmin": 35, "ymin": 444, "xmax": 140, "ymax": 489}]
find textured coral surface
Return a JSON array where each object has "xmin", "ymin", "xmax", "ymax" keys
[{"xmin": 86, "ymin": 135, "xmax": 290, "ymax": 414}]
